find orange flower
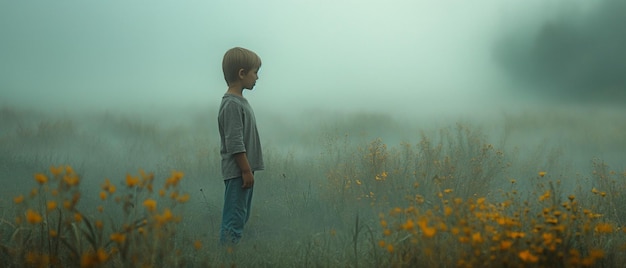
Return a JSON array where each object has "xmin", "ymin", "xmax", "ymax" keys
[
  {"xmin": 417, "ymin": 218, "xmax": 436, "ymax": 238},
  {"xmin": 63, "ymin": 174, "xmax": 80, "ymax": 186},
  {"xmin": 444, "ymin": 206, "xmax": 453, "ymax": 216},
  {"xmin": 96, "ymin": 248, "xmax": 109, "ymax": 262},
  {"xmin": 500, "ymin": 240, "xmax": 513, "ymax": 250},
  {"xmin": 143, "ymin": 199, "xmax": 157, "ymax": 212},
  {"xmin": 589, "ymin": 249, "xmax": 604, "ymax": 259},
  {"xmin": 13, "ymin": 195, "xmax": 24, "ymax": 204},
  {"xmin": 595, "ymin": 223, "xmax": 614, "ymax": 233},
  {"xmin": 378, "ymin": 240, "xmax": 386, "ymax": 248},
  {"xmin": 47, "ymin": 201, "xmax": 57, "ymax": 211},
  {"xmin": 193, "ymin": 240, "xmax": 203, "ymax": 250},
  {"xmin": 538, "ymin": 171, "xmax": 546, "ymax": 177},
  {"xmin": 155, "ymin": 208, "xmax": 174, "ymax": 225},
  {"xmin": 519, "ymin": 250, "xmax": 539, "ymax": 263},
  {"xmin": 165, "ymin": 170, "xmax": 184, "ymax": 188},
  {"xmin": 74, "ymin": 213, "xmax": 83, "ymax": 222},
  {"xmin": 34, "ymin": 173, "xmax": 48, "ymax": 184},
  {"xmin": 402, "ymin": 219, "xmax": 415, "ymax": 230},
  {"xmin": 101, "ymin": 178, "xmax": 116, "ymax": 194},
  {"xmin": 125, "ymin": 174, "xmax": 139, "ymax": 187},
  {"xmin": 177, "ymin": 193, "xmax": 190, "ymax": 203},
  {"xmin": 50, "ymin": 165, "xmax": 64, "ymax": 176},
  {"xmin": 26, "ymin": 209, "xmax": 43, "ymax": 224},
  {"xmin": 472, "ymin": 232, "xmax": 484, "ymax": 244},
  {"xmin": 95, "ymin": 220, "xmax": 103, "ymax": 229},
  {"xmin": 386, "ymin": 244, "xmax": 394, "ymax": 253},
  {"xmin": 99, "ymin": 191, "xmax": 107, "ymax": 200},
  {"xmin": 110, "ymin": 232, "xmax": 126, "ymax": 244}
]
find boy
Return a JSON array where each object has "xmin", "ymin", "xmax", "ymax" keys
[{"xmin": 218, "ymin": 47, "xmax": 264, "ymax": 245}]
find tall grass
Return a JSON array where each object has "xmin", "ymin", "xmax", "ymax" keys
[{"xmin": 1, "ymin": 105, "xmax": 625, "ymax": 267}]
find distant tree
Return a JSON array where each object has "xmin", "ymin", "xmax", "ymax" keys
[{"xmin": 494, "ymin": 0, "xmax": 626, "ymax": 102}]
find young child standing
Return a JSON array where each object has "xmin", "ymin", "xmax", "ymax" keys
[{"xmin": 218, "ymin": 47, "xmax": 264, "ymax": 245}]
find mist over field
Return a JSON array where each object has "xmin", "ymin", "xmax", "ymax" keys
[{"xmin": 1, "ymin": 0, "xmax": 625, "ymax": 266}]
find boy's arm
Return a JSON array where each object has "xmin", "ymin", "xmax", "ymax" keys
[{"xmin": 234, "ymin": 152, "xmax": 254, "ymax": 188}]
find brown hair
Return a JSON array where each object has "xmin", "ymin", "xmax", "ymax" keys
[{"xmin": 222, "ymin": 47, "xmax": 262, "ymax": 85}]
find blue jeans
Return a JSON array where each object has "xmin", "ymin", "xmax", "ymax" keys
[{"xmin": 219, "ymin": 176, "xmax": 254, "ymax": 245}]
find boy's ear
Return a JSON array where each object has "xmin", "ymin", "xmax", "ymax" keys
[{"xmin": 237, "ymin": 68, "xmax": 246, "ymax": 79}]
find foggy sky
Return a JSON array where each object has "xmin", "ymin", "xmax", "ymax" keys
[{"xmin": 0, "ymin": 0, "xmax": 607, "ymax": 117}]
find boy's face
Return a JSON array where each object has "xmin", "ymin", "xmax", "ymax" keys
[{"xmin": 241, "ymin": 67, "xmax": 259, "ymax": 90}]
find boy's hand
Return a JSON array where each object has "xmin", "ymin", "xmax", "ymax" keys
[
  {"xmin": 233, "ymin": 152, "xmax": 254, "ymax": 188},
  {"xmin": 242, "ymin": 171, "xmax": 254, "ymax": 189}
]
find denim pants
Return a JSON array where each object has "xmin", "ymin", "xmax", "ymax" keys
[{"xmin": 219, "ymin": 176, "xmax": 254, "ymax": 245}]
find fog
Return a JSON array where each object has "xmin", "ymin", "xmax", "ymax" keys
[
  {"xmin": 2, "ymin": 0, "xmax": 619, "ymax": 114},
  {"xmin": 1, "ymin": 1, "xmax": 625, "ymax": 265}
]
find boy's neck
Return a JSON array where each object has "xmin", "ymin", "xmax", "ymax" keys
[{"xmin": 226, "ymin": 86, "xmax": 244, "ymax": 97}]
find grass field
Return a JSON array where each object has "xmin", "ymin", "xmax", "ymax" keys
[{"xmin": 1, "ymin": 103, "xmax": 625, "ymax": 267}]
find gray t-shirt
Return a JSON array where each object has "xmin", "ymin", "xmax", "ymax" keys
[{"xmin": 218, "ymin": 94, "xmax": 264, "ymax": 180}]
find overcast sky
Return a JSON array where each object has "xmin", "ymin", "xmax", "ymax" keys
[{"xmin": 0, "ymin": 0, "xmax": 599, "ymax": 117}]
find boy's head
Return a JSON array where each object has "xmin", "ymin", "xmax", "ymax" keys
[{"xmin": 222, "ymin": 47, "xmax": 262, "ymax": 86}]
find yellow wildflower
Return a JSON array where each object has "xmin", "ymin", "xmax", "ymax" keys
[
  {"xmin": 539, "ymin": 190, "xmax": 551, "ymax": 201},
  {"xmin": 591, "ymin": 187, "xmax": 600, "ymax": 194},
  {"xmin": 519, "ymin": 250, "xmax": 539, "ymax": 263},
  {"xmin": 538, "ymin": 171, "xmax": 546, "ymax": 177},
  {"xmin": 143, "ymin": 199, "xmax": 157, "ymax": 212},
  {"xmin": 74, "ymin": 213, "xmax": 83, "ymax": 222},
  {"xmin": 155, "ymin": 208, "xmax": 174, "ymax": 225},
  {"xmin": 418, "ymin": 218, "xmax": 437, "ymax": 238},
  {"xmin": 472, "ymin": 232, "xmax": 484, "ymax": 243},
  {"xmin": 177, "ymin": 193, "xmax": 190, "ymax": 203},
  {"xmin": 402, "ymin": 219, "xmax": 415, "ymax": 230},
  {"xmin": 194, "ymin": 240, "xmax": 203, "ymax": 250},
  {"xmin": 125, "ymin": 174, "xmax": 139, "ymax": 187},
  {"xmin": 34, "ymin": 173, "xmax": 48, "ymax": 184},
  {"xmin": 589, "ymin": 249, "xmax": 604, "ymax": 259},
  {"xmin": 508, "ymin": 231, "xmax": 526, "ymax": 239},
  {"xmin": 595, "ymin": 223, "xmax": 613, "ymax": 233},
  {"xmin": 444, "ymin": 206, "xmax": 453, "ymax": 216},
  {"xmin": 500, "ymin": 240, "xmax": 513, "ymax": 250},
  {"xmin": 101, "ymin": 178, "xmax": 116, "ymax": 193},
  {"xmin": 26, "ymin": 209, "xmax": 43, "ymax": 224},
  {"xmin": 110, "ymin": 233, "xmax": 126, "ymax": 244},
  {"xmin": 13, "ymin": 195, "xmax": 24, "ymax": 204},
  {"xmin": 386, "ymin": 244, "xmax": 394, "ymax": 253},
  {"xmin": 47, "ymin": 201, "xmax": 57, "ymax": 211},
  {"xmin": 63, "ymin": 174, "xmax": 80, "ymax": 186},
  {"xmin": 99, "ymin": 191, "xmax": 107, "ymax": 200},
  {"xmin": 165, "ymin": 170, "xmax": 184, "ymax": 188},
  {"xmin": 50, "ymin": 165, "xmax": 64, "ymax": 176},
  {"xmin": 96, "ymin": 248, "xmax": 108, "ymax": 262}
]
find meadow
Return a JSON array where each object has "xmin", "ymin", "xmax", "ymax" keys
[{"xmin": 0, "ymin": 102, "xmax": 625, "ymax": 267}]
